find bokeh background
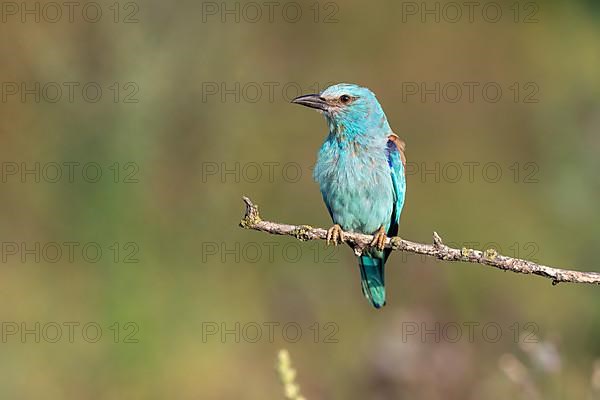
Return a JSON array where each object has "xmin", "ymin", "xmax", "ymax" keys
[{"xmin": 1, "ymin": 0, "xmax": 600, "ymax": 398}]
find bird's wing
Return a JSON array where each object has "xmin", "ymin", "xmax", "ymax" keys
[{"xmin": 385, "ymin": 133, "xmax": 406, "ymax": 239}]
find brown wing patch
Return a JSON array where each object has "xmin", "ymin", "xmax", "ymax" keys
[{"xmin": 388, "ymin": 133, "xmax": 406, "ymax": 166}]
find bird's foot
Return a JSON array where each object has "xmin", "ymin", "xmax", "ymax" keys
[
  {"xmin": 370, "ymin": 226, "xmax": 387, "ymax": 251},
  {"xmin": 326, "ymin": 224, "xmax": 345, "ymax": 246}
]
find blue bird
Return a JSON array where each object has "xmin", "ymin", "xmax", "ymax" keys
[{"xmin": 292, "ymin": 83, "xmax": 406, "ymax": 309}]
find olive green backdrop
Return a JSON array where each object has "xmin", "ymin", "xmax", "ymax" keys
[{"xmin": 1, "ymin": 0, "xmax": 600, "ymax": 398}]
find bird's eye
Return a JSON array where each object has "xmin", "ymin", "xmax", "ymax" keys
[{"xmin": 340, "ymin": 95, "xmax": 351, "ymax": 104}]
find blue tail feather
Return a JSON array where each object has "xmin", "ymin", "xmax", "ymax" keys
[{"xmin": 358, "ymin": 255, "xmax": 386, "ymax": 309}]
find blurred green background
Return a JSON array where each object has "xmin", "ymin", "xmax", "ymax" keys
[{"xmin": 1, "ymin": 0, "xmax": 600, "ymax": 398}]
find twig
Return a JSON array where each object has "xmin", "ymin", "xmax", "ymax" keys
[{"xmin": 239, "ymin": 196, "xmax": 600, "ymax": 286}]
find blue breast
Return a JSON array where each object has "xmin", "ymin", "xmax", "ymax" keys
[{"xmin": 313, "ymin": 137, "xmax": 394, "ymax": 234}]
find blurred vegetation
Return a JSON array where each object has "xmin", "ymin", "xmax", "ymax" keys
[{"xmin": 0, "ymin": 0, "xmax": 599, "ymax": 398}]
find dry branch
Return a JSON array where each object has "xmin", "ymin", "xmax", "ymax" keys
[{"xmin": 239, "ymin": 196, "xmax": 600, "ymax": 285}]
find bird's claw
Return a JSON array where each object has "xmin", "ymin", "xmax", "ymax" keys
[
  {"xmin": 370, "ymin": 226, "xmax": 387, "ymax": 251},
  {"xmin": 326, "ymin": 224, "xmax": 345, "ymax": 246}
]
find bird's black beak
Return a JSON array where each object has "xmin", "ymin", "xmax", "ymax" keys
[{"xmin": 291, "ymin": 94, "xmax": 329, "ymax": 111}]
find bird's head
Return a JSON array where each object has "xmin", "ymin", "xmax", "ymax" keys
[{"xmin": 292, "ymin": 83, "xmax": 391, "ymax": 139}]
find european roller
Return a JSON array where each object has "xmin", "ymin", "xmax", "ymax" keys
[{"xmin": 292, "ymin": 83, "xmax": 406, "ymax": 309}]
